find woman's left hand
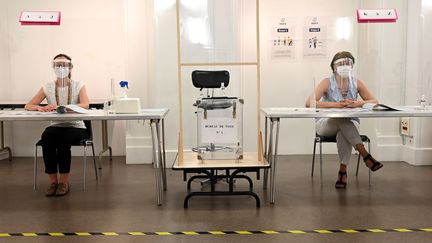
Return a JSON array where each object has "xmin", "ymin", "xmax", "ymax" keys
[{"xmin": 343, "ymin": 99, "xmax": 364, "ymax": 108}]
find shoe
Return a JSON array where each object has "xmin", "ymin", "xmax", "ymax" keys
[
  {"xmin": 335, "ymin": 171, "xmax": 347, "ymax": 189},
  {"xmin": 46, "ymin": 183, "xmax": 58, "ymax": 197},
  {"xmin": 363, "ymin": 154, "xmax": 383, "ymax": 172},
  {"xmin": 55, "ymin": 183, "xmax": 70, "ymax": 196}
]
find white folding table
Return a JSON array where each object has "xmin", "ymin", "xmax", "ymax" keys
[
  {"xmin": 261, "ymin": 107, "xmax": 432, "ymax": 204},
  {"xmin": 0, "ymin": 108, "xmax": 169, "ymax": 205}
]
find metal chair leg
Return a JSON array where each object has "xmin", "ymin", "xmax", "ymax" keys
[
  {"xmin": 356, "ymin": 153, "xmax": 360, "ymax": 176},
  {"xmin": 319, "ymin": 141, "xmax": 323, "ymax": 179},
  {"xmin": 368, "ymin": 141, "xmax": 371, "ymax": 186},
  {"xmin": 91, "ymin": 143, "xmax": 98, "ymax": 180},
  {"xmin": 311, "ymin": 140, "xmax": 317, "ymax": 176},
  {"xmin": 83, "ymin": 146, "xmax": 87, "ymax": 191},
  {"xmin": 34, "ymin": 146, "xmax": 38, "ymax": 190}
]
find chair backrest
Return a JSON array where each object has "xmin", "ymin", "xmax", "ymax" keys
[
  {"xmin": 83, "ymin": 120, "xmax": 93, "ymax": 140},
  {"xmin": 192, "ymin": 70, "xmax": 230, "ymax": 89}
]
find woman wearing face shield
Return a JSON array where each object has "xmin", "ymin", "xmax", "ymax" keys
[
  {"xmin": 305, "ymin": 51, "xmax": 383, "ymax": 189},
  {"xmin": 25, "ymin": 54, "xmax": 90, "ymax": 196}
]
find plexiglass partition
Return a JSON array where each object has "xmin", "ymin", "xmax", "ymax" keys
[
  {"xmin": 175, "ymin": 0, "xmax": 259, "ymax": 160},
  {"xmin": 420, "ymin": 0, "xmax": 432, "ymax": 105},
  {"xmin": 179, "ymin": 0, "xmax": 257, "ymax": 64}
]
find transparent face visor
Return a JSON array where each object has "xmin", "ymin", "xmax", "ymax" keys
[
  {"xmin": 333, "ymin": 57, "xmax": 354, "ymax": 79},
  {"xmin": 333, "ymin": 57, "xmax": 353, "ymax": 69},
  {"xmin": 53, "ymin": 59, "xmax": 72, "ymax": 84},
  {"xmin": 53, "ymin": 59, "xmax": 72, "ymax": 105}
]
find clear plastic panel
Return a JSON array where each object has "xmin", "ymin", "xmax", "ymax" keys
[
  {"xmin": 357, "ymin": 0, "xmax": 408, "ymax": 137},
  {"xmin": 196, "ymin": 98, "xmax": 243, "ymax": 160},
  {"xmin": 179, "ymin": 0, "xmax": 257, "ymax": 63},
  {"xmin": 421, "ymin": 0, "xmax": 432, "ymax": 105},
  {"xmin": 181, "ymin": 65, "xmax": 257, "ymax": 154}
]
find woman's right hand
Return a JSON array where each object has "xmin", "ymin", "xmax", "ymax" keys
[
  {"xmin": 37, "ymin": 104, "xmax": 57, "ymax": 112},
  {"xmin": 336, "ymin": 101, "xmax": 349, "ymax": 108},
  {"xmin": 339, "ymin": 99, "xmax": 357, "ymax": 108}
]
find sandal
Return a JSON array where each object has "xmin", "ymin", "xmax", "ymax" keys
[
  {"xmin": 335, "ymin": 171, "xmax": 347, "ymax": 189},
  {"xmin": 55, "ymin": 183, "xmax": 70, "ymax": 196},
  {"xmin": 45, "ymin": 183, "xmax": 58, "ymax": 197},
  {"xmin": 363, "ymin": 154, "xmax": 383, "ymax": 172}
]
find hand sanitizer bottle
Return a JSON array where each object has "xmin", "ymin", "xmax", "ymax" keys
[
  {"xmin": 420, "ymin": 94, "xmax": 427, "ymax": 110},
  {"xmin": 119, "ymin": 81, "xmax": 128, "ymax": 99}
]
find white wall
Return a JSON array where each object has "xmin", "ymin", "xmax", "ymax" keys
[
  {"xmin": 399, "ymin": 0, "xmax": 432, "ymax": 165},
  {"xmin": 356, "ymin": 0, "xmax": 408, "ymax": 161},
  {"xmin": 154, "ymin": 0, "xmax": 363, "ymax": 156},
  {"xmin": 152, "ymin": 0, "xmax": 179, "ymax": 159},
  {"xmin": 3, "ymin": 0, "xmax": 431, "ymax": 165},
  {"xmin": 0, "ymin": 0, "xmax": 10, "ymax": 100},
  {"xmin": 0, "ymin": 0, "xmax": 12, "ymax": 160},
  {"xmin": 260, "ymin": 0, "xmax": 360, "ymax": 154},
  {"xmin": 123, "ymin": 0, "xmax": 154, "ymax": 164},
  {"xmin": 0, "ymin": 0, "xmax": 152, "ymax": 156}
]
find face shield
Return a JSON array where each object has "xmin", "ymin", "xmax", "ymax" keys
[
  {"xmin": 53, "ymin": 58, "xmax": 72, "ymax": 80},
  {"xmin": 333, "ymin": 57, "xmax": 353, "ymax": 78}
]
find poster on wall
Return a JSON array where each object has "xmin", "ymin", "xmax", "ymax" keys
[
  {"xmin": 271, "ymin": 17, "xmax": 295, "ymax": 60},
  {"xmin": 303, "ymin": 17, "xmax": 327, "ymax": 58}
]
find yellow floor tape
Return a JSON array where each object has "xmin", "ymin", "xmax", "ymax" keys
[{"xmin": 0, "ymin": 228, "xmax": 430, "ymax": 237}]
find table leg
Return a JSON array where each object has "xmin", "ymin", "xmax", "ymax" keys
[
  {"xmin": 161, "ymin": 119, "xmax": 167, "ymax": 191},
  {"xmin": 150, "ymin": 119, "xmax": 163, "ymax": 206},
  {"xmin": 156, "ymin": 119, "xmax": 166, "ymax": 192},
  {"xmin": 98, "ymin": 120, "xmax": 112, "ymax": 169},
  {"xmin": 0, "ymin": 121, "xmax": 12, "ymax": 161},
  {"xmin": 269, "ymin": 118, "xmax": 280, "ymax": 204},
  {"xmin": 267, "ymin": 119, "xmax": 274, "ymax": 193},
  {"xmin": 263, "ymin": 117, "xmax": 268, "ymax": 189},
  {"xmin": 264, "ymin": 117, "xmax": 268, "ymax": 158}
]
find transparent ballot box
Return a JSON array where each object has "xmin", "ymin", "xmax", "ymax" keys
[{"xmin": 195, "ymin": 97, "xmax": 243, "ymax": 160}]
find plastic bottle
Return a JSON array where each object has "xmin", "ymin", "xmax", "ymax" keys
[
  {"xmin": 420, "ymin": 94, "xmax": 427, "ymax": 110},
  {"xmin": 221, "ymin": 82, "xmax": 226, "ymax": 97},
  {"xmin": 119, "ymin": 81, "xmax": 129, "ymax": 98}
]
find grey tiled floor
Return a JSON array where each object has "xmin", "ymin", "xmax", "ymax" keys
[{"xmin": 0, "ymin": 155, "xmax": 431, "ymax": 242}]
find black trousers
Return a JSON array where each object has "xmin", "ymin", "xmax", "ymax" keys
[{"xmin": 41, "ymin": 127, "xmax": 89, "ymax": 174}]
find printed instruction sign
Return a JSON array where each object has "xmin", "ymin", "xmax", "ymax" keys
[
  {"xmin": 271, "ymin": 17, "xmax": 295, "ymax": 60},
  {"xmin": 303, "ymin": 17, "xmax": 327, "ymax": 58},
  {"xmin": 201, "ymin": 118, "xmax": 238, "ymax": 144}
]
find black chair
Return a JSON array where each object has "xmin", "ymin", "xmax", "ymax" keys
[
  {"xmin": 192, "ymin": 70, "xmax": 230, "ymax": 90},
  {"xmin": 311, "ymin": 133, "xmax": 371, "ymax": 184},
  {"xmin": 33, "ymin": 120, "xmax": 98, "ymax": 191}
]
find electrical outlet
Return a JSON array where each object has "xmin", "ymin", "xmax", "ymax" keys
[
  {"xmin": 400, "ymin": 117, "xmax": 411, "ymax": 136},
  {"xmin": 19, "ymin": 11, "xmax": 61, "ymax": 25},
  {"xmin": 357, "ymin": 9, "xmax": 398, "ymax": 23}
]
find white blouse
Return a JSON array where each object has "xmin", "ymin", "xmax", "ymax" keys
[{"xmin": 43, "ymin": 80, "xmax": 86, "ymax": 129}]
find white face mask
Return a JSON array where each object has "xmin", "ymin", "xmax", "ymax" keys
[
  {"xmin": 54, "ymin": 67, "xmax": 70, "ymax": 79},
  {"xmin": 336, "ymin": 65, "xmax": 352, "ymax": 78}
]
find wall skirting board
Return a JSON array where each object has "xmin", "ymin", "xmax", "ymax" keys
[
  {"xmin": 375, "ymin": 134, "xmax": 403, "ymax": 162},
  {"xmin": 372, "ymin": 134, "xmax": 432, "ymax": 166},
  {"xmin": 402, "ymin": 146, "xmax": 432, "ymax": 166},
  {"xmin": 125, "ymin": 136, "xmax": 152, "ymax": 164},
  {"xmin": 126, "ymin": 148, "xmax": 178, "ymax": 165}
]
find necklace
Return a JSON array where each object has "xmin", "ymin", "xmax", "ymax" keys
[{"xmin": 55, "ymin": 80, "xmax": 72, "ymax": 105}]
